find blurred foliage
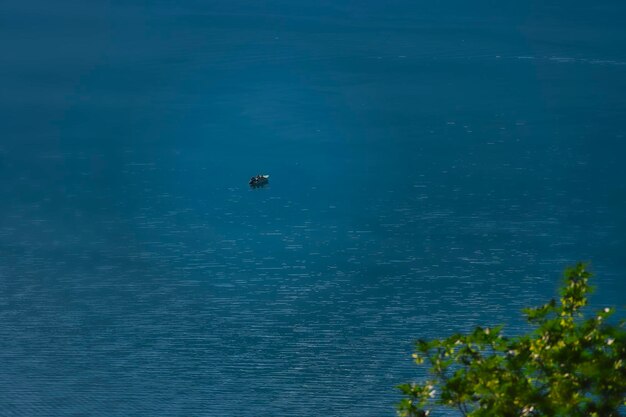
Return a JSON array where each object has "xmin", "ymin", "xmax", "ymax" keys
[{"xmin": 397, "ymin": 263, "xmax": 625, "ymax": 417}]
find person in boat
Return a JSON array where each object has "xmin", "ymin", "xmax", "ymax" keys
[{"xmin": 250, "ymin": 174, "xmax": 267, "ymax": 185}]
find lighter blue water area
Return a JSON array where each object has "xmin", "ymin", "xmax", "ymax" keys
[{"xmin": 1, "ymin": 1, "xmax": 625, "ymax": 416}]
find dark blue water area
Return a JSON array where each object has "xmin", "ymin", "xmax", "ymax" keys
[{"xmin": 1, "ymin": 1, "xmax": 626, "ymax": 415}]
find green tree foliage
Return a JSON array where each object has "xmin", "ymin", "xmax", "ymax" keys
[{"xmin": 397, "ymin": 264, "xmax": 626, "ymax": 417}]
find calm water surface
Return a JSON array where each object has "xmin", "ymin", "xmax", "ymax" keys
[{"xmin": 1, "ymin": 1, "xmax": 625, "ymax": 416}]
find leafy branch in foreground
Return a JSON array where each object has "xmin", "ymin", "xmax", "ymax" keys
[{"xmin": 397, "ymin": 263, "xmax": 626, "ymax": 417}]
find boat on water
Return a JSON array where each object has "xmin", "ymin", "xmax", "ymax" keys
[{"xmin": 249, "ymin": 174, "xmax": 269, "ymax": 187}]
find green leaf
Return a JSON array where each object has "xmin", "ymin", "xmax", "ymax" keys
[{"xmin": 397, "ymin": 264, "xmax": 626, "ymax": 417}]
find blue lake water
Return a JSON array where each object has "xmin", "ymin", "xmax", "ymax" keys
[{"xmin": 1, "ymin": 1, "xmax": 625, "ymax": 415}]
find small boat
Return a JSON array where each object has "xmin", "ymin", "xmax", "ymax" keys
[{"xmin": 249, "ymin": 174, "xmax": 270, "ymax": 187}]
